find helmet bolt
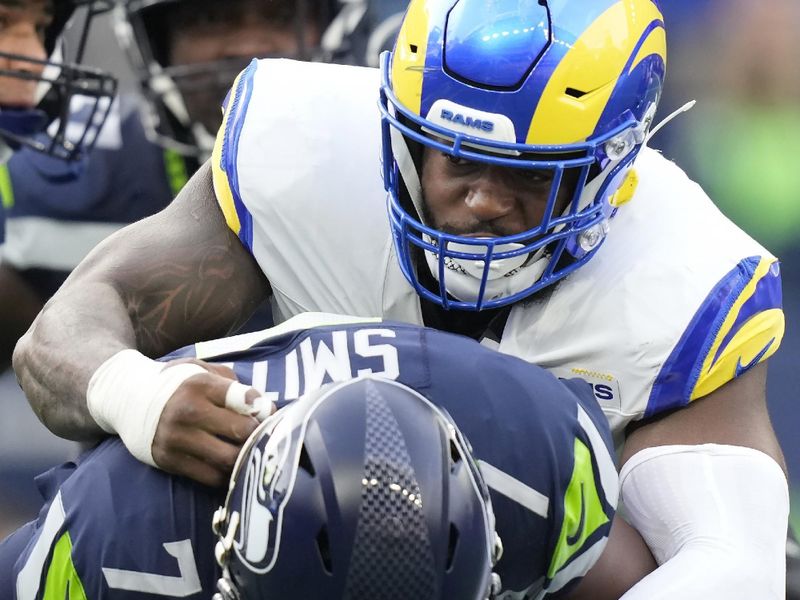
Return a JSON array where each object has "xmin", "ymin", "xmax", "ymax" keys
[{"xmin": 578, "ymin": 224, "xmax": 606, "ymax": 252}]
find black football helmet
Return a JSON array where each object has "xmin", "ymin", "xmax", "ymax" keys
[
  {"xmin": 0, "ymin": 0, "xmax": 118, "ymax": 161},
  {"xmin": 212, "ymin": 376, "xmax": 503, "ymax": 600},
  {"xmin": 114, "ymin": 0, "xmax": 353, "ymax": 159}
]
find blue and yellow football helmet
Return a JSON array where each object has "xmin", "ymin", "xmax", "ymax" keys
[{"xmin": 380, "ymin": 0, "xmax": 667, "ymax": 310}]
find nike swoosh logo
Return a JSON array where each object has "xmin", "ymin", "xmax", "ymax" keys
[
  {"xmin": 734, "ymin": 338, "xmax": 775, "ymax": 377},
  {"xmin": 566, "ymin": 482, "xmax": 586, "ymax": 546}
]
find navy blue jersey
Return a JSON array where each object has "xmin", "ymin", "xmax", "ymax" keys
[
  {"xmin": 0, "ymin": 94, "xmax": 192, "ymax": 299},
  {"xmin": 2, "ymin": 315, "xmax": 617, "ymax": 599}
]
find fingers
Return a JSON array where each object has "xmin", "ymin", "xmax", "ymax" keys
[
  {"xmin": 151, "ymin": 361, "xmax": 276, "ymax": 487},
  {"xmin": 153, "ymin": 372, "xmax": 262, "ymax": 486},
  {"xmin": 153, "ymin": 402, "xmax": 256, "ymax": 486},
  {"xmin": 160, "ymin": 388, "xmax": 260, "ymax": 442},
  {"xmin": 179, "ymin": 369, "xmax": 266, "ymax": 411},
  {"xmin": 154, "ymin": 449, "xmax": 231, "ymax": 489},
  {"xmin": 224, "ymin": 380, "xmax": 274, "ymax": 421}
]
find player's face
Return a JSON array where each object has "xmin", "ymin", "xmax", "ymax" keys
[
  {"xmin": 420, "ymin": 146, "xmax": 577, "ymax": 238},
  {"xmin": 168, "ymin": 6, "xmax": 320, "ymax": 135},
  {"xmin": 0, "ymin": 0, "xmax": 51, "ymax": 108}
]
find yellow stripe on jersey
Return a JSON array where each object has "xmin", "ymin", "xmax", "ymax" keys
[
  {"xmin": 526, "ymin": 0, "xmax": 665, "ymax": 145},
  {"xmin": 42, "ymin": 532, "xmax": 87, "ymax": 600},
  {"xmin": 211, "ymin": 70, "xmax": 246, "ymax": 236},
  {"xmin": 547, "ymin": 438, "xmax": 610, "ymax": 580},
  {"xmin": 691, "ymin": 257, "xmax": 785, "ymax": 399}
]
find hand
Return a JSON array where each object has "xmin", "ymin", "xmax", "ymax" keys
[{"xmin": 151, "ymin": 359, "xmax": 272, "ymax": 487}]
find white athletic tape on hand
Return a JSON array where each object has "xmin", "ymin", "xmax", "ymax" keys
[
  {"xmin": 87, "ymin": 350, "xmax": 208, "ymax": 467},
  {"xmin": 225, "ymin": 380, "xmax": 274, "ymax": 421}
]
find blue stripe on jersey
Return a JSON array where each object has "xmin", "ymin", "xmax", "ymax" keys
[
  {"xmin": 646, "ymin": 257, "xmax": 758, "ymax": 417},
  {"xmin": 222, "ymin": 60, "xmax": 258, "ymax": 252}
]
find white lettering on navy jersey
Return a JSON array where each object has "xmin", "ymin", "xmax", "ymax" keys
[{"xmin": 246, "ymin": 328, "xmax": 400, "ymax": 401}]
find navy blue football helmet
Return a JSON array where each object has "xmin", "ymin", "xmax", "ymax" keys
[
  {"xmin": 0, "ymin": 0, "xmax": 117, "ymax": 161},
  {"xmin": 212, "ymin": 376, "xmax": 502, "ymax": 600}
]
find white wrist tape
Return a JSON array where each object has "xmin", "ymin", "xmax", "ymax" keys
[
  {"xmin": 619, "ymin": 444, "xmax": 789, "ymax": 600},
  {"xmin": 87, "ymin": 349, "xmax": 207, "ymax": 467}
]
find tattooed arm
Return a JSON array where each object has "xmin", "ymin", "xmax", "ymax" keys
[{"xmin": 13, "ymin": 163, "xmax": 270, "ymax": 484}]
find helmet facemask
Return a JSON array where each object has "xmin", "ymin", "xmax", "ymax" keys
[
  {"xmin": 0, "ymin": 0, "xmax": 117, "ymax": 161},
  {"xmin": 116, "ymin": 0, "xmax": 339, "ymax": 159}
]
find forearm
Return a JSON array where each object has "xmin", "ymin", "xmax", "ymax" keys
[
  {"xmin": 12, "ymin": 163, "xmax": 270, "ymax": 442},
  {"xmin": 566, "ymin": 517, "xmax": 656, "ymax": 600},
  {"xmin": 13, "ymin": 279, "xmax": 137, "ymax": 441},
  {"xmin": 619, "ymin": 444, "xmax": 788, "ymax": 599}
]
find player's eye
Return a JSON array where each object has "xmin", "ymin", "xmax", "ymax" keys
[
  {"xmin": 443, "ymin": 152, "xmax": 470, "ymax": 167},
  {"xmin": 524, "ymin": 169, "xmax": 552, "ymax": 184}
]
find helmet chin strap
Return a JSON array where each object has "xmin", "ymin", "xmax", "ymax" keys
[
  {"xmin": 646, "ymin": 100, "xmax": 696, "ymax": 144},
  {"xmin": 390, "ymin": 126, "xmax": 424, "ymax": 215},
  {"xmin": 423, "ymin": 241, "xmax": 550, "ymax": 304}
]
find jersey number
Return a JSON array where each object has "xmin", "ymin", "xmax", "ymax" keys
[{"xmin": 102, "ymin": 540, "xmax": 202, "ymax": 597}]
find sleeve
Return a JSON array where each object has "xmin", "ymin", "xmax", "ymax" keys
[
  {"xmin": 211, "ymin": 59, "xmax": 259, "ymax": 254},
  {"xmin": 542, "ymin": 378, "xmax": 619, "ymax": 597},
  {"xmin": 9, "ymin": 440, "xmax": 221, "ymax": 600},
  {"xmin": 646, "ymin": 255, "xmax": 784, "ymax": 417},
  {"xmin": 424, "ymin": 337, "xmax": 618, "ymax": 598}
]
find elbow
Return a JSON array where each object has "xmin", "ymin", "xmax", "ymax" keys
[
  {"xmin": 11, "ymin": 327, "xmax": 33, "ymax": 388},
  {"xmin": 11, "ymin": 325, "xmax": 58, "ymax": 436}
]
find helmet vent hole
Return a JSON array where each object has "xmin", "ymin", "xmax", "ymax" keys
[
  {"xmin": 299, "ymin": 445, "xmax": 316, "ymax": 477},
  {"xmin": 565, "ymin": 87, "xmax": 587, "ymax": 99},
  {"xmin": 446, "ymin": 523, "xmax": 460, "ymax": 572},
  {"xmin": 449, "ymin": 440, "xmax": 462, "ymax": 471},
  {"xmin": 409, "ymin": 44, "xmax": 419, "ymax": 54},
  {"xmin": 316, "ymin": 526, "xmax": 333, "ymax": 574}
]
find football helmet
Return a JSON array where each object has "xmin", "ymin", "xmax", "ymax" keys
[
  {"xmin": 322, "ymin": 0, "xmax": 409, "ymax": 68},
  {"xmin": 212, "ymin": 376, "xmax": 503, "ymax": 600},
  {"xmin": 380, "ymin": 0, "xmax": 667, "ymax": 310},
  {"xmin": 0, "ymin": 0, "xmax": 117, "ymax": 161},
  {"xmin": 115, "ymin": 0, "xmax": 351, "ymax": 159}
]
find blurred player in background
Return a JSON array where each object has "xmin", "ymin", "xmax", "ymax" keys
[
  {"xmin": 1, "ymin": 315, "xmax": 653, "ymax": 599},
  {"xmin": 13, "ymin": 1, "xmax": 790, "ymax": 598},
  {"xmin": 0, "ymin": 0, "xmax": 362, "ymax": 368},
  {"xmin": 0, "ymin": 0, "xmax": 116, "ymax": 368}
]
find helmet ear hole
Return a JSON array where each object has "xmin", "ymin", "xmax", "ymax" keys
[
  {"xmin": 315, "ymin": 526, "xmax": 333, "ymax": 574},
  {"xmin": 446, "ymin": 523, "xmax": 460, "ymax": 572},
  {"xmin": 298, "ymin": 445, "xmax": 316, "ymax": 477}
]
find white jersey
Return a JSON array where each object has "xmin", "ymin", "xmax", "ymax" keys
[{"xmin": 212, "ymin": 59, "xmax": 785, "ymax": 442}]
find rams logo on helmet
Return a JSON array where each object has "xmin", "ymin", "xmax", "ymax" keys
[{"xmin": 440, "ymin": 109, "xmax": 495, "ymax": 133}]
